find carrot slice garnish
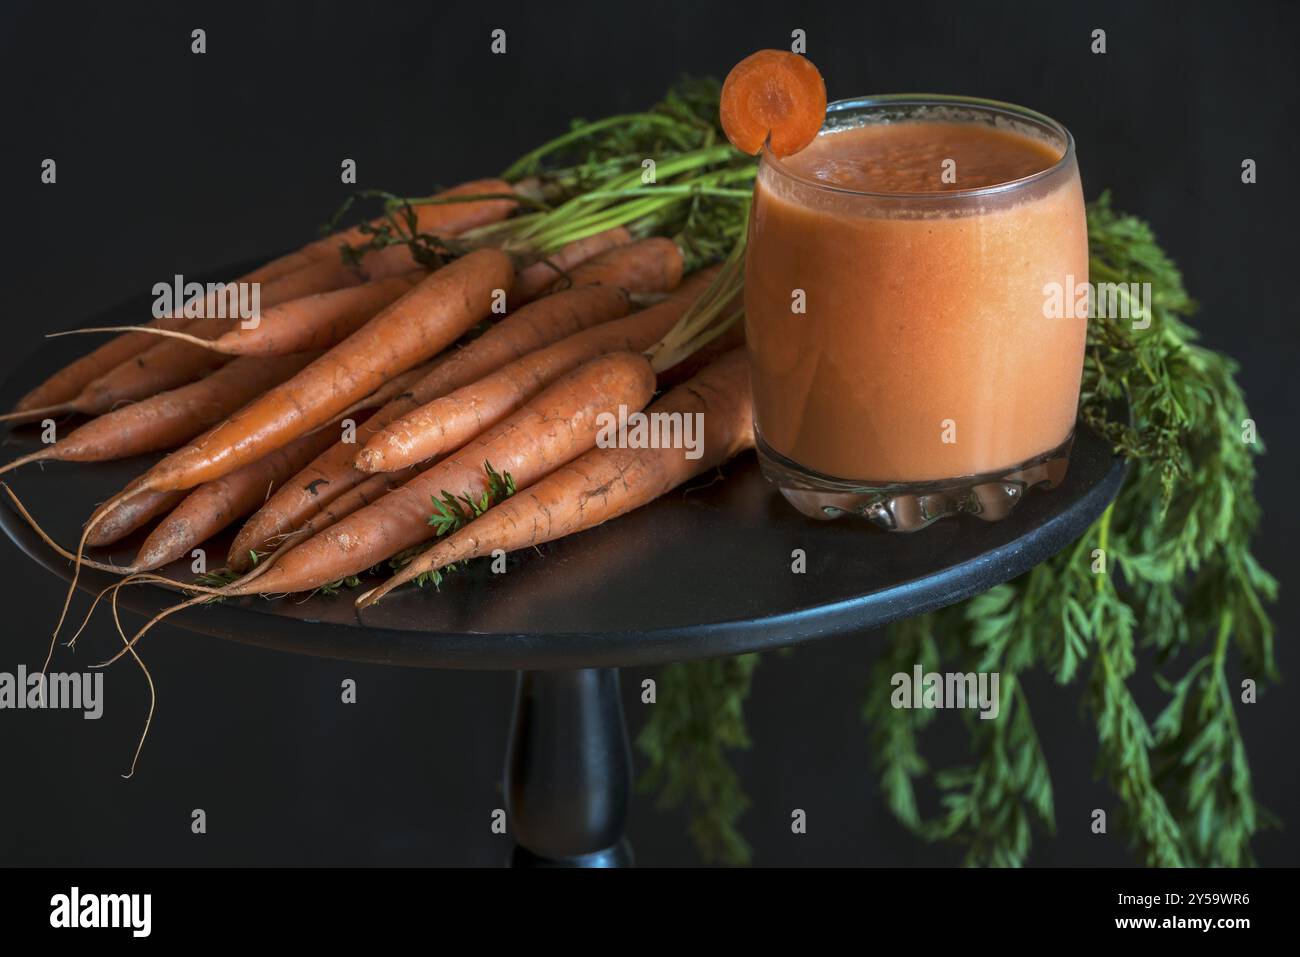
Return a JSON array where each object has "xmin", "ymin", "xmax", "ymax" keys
[{"xmin": 719, "ymin": 50, "xmax": 827, "ymax": 157}]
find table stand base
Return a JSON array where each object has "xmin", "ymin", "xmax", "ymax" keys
[
  {"xmin": 505, "ymin": 668, "xmax": 633, "ymax": 867},
  {"xmin": 510, "ymin": 839, "xmax": 633, "ymax": 868}
]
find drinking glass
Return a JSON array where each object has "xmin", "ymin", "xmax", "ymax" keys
[{"xmin": 744, "ymin": 94, "xmax": 1088, "ymax": 530}]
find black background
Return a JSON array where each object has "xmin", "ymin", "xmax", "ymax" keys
[{"xmin": 0, "ymin": 0, "xmax": 1296, "ymax": 866}]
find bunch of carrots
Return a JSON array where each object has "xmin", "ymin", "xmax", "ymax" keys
[
  {"xmin": 3, "ymin": 57, "xmax": 824, "ymax": 771},
  {"xmin": 0, "ymin": 72, "xmax": 799, "ymax": 769}
]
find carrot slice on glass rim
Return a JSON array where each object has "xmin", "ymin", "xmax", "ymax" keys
[{"xmin": 719, "ymin": 49, "xmax": 827, "ymax": 157}]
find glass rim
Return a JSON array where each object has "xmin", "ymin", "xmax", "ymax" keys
[{"xmin": 761, "ymin": 93, "xmax": 1077, "ymax": 200}]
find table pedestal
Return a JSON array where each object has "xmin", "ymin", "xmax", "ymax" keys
[{"xmin": 505, "ymin": 668, "xmax": 633, "ymax": 867}]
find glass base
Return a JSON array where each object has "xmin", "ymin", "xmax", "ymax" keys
[{"xmin": 757, "ymin": 432, "xmax": 1074, "ymax": 532}]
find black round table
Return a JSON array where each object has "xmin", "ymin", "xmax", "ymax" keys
[{"xmin": 0, "ymin": 279, "xmax": 1127, "ymax": 866}]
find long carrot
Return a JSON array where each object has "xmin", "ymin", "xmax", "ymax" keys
[
  {"xmin": 11, "ymin": 181, "xmax": 513, "ymax": 416},
  {"xmin": 85, "ymin": 489, "xmax": 185, "ymax": 548},
  {"xmin": 234, "ymin": 252, "xmax": 319, "ymax": 286},
  {"xmin": 3, "ymin": 260, "xmax": 385, "ymax": 424},
  {"xmin": 79, "ymin": 362, "xmax": 397, "ymax": 552},
  {"xmin": 11, "ymin": 314, "xmax": 199, "ymax": 414},
  {"xmin": 355, "ymin": 268, "xmax": 719, "ymax": 472},
  {"xmin": 334, "ymin": 359, "xmax": 439, "ymax": 422},
  {"xmin": 83, "ymin": 410, "xmax": 246, "ymax": 549},
  {"xmin": 0, "ymin": 353, "xmax": 317, "ymax": 476},
  {"xmin": 304, "ymin": 179, "xmax": 517, "ymax": 263},
  {"xmin": 549, "ymin": 237, "xmax": 683, "ymax": 295},
  {"xmin": 246, "ymin": 179, "xmax": 518, "ymax": 282},
  {"xmin": 224, "ymin": 283, "xmax": 635, "ymax": 571},
  {"xmin": 226, "ymin": 442, "xmax": 411, "ymax": 569},
  {"xmin": 188, "ymin": 179, "xmax": 509, "ymax": 290},
  {"xmin": 208, "ymin": 351, "xmax": 657, "ymax": 596},
  {"xmin": 131, "ymin": 419, "xmax": 349, "ymax": 571},
  {"xmin": 73, "ymin": 306, "xmax": 465, "ymax": 579},
  {"xmin": 112, "ymin": 248, "xmax": 511, "ymax": 499},
  {"xmin": 230, "ymin": 180, "xmax": 517, "ymax": 294},
  {"xmin": 509, "ymin": 227, "xmax": 631, "ymax": 306},
  {"xmin": 11, "ymin": 263, "xmax": 313, "ymax": 415},
  {"xmin": 357, "ymin": 349, "xmax": 753, "ymax": 606},
  {"xmin": 413, "ymin": 285, "xmax": 633, "ymax": 402},
  {"xmin": 261, "ymin": 464, "xmax": 423, "ymax": 563},
  {"xmin": 224, "ymin": 443, "xmax": 364, "ymax": 572},
  {"xmin": 78, "ymin": 346, "xmax": 371, "ymax": 551},
  {"xmin": 4, "ymin": 326, "xmax": 231, "ymax": 421},
  {"xmin": 53, "ymin": 274, "xmax": 421, "ymax": 357},
  {"xmin": 238, "ymin": 179, "xmax": 518, "ymax": 293}
]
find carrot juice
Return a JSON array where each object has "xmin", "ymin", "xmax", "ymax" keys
[{"xmin": 744, "ymin": 95, "xmax": 1088, "ymax": 527}]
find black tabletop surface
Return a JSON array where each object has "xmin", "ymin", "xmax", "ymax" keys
[{"xmin": 0, "ymin": 275, "xmax": 1126, "ymax": 671}]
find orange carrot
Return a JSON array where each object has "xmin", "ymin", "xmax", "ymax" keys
[
  {"xmin": 131, "ymin": 419, "xmax": 347, "ymax": 571},
  {"xmin": 236, "ymin": 180, "xmax": 517, "ymax": 293},
  {"xmin": 80, "ymin": 347, "xmax": 354, "ymax": 551},
  {"xmin": 303, "ymin": 179, "xmax": 517, "ymax": 263},
  {"xmin": 83, "ymin": 406, "xmax": 254, "ymax": 550},
  {"xmin": 224, "ymin": 441, "xmax": 364, "ymax": 572},
  {"xmin": 509, "ymin": 227, "xmax": 632, "ymax": 306},
  {"xmin": 235, "ymin": 255, "xmax": 364, "ymax": 305},
  {"xmin": 231, "ymin": 181, "xmax": 514, "ymax": 298},
  {"xmin": 56, "ymin": 274, "xmax": 422, "ymax": 357},
  {"xmin": 355, "ymin": 268, "xmax": 718, "ymax": 472},
  {"xmin": 244, "ymin": 179, "xmax": 516, "ymax": 283},
  {"xmin": 11, "ymin": 314, "xmax": 200, "ymax": 413},
  {"xmin": 334, "ymin": 359, "xmax": 439, "ymax": 422},
  {"xmin": 0, "ymin": 353, "xmax": 317, "ymax": 476},
  {"xmin": 85, "ymin": 489, "xmax": 186, "ymax": 548},
  {"xmin": 235, "ymin": 253, "xmax": 318, "ymax": 286},
  {"xmin": 4, "ymin": 325, "xmax": 230, "ymax": 421},
  {"xmin": 719, "ymin": 49, "xmax": 827, "ymax": 157},
  {"xmin": 127, "ymin": 248, "xmax": 513, "ymax": 495},
  {"xmin": 84, "ymin": 407, "xmax": 365, "ymax": 558},
  {"xmin": 4, "ymin": 259, "xmax": 395, "ymax": 424},
  {"xmin": 12, "ymin": 181, "xmax": 511, "ymax": 416},
  {"xmin": 270, "ymin": 465, "xmax": 422, "ymax": 554},
  {"xmin": 214, "ymin": 351, "xmax": 656, "ymax": 596},
  {"xmin": 407, "ymin": 285, "xmax": 633, "ymax": 405},
  {"xmin": 225, "ymin": 283, "xmax": 633, "ymax": 570},
  {"xmin": 550, "ymin": 237, "xmax": 683, "ymax": 295},
  {"xmin": 12, "ymin": 262, "xmax": 323, "ymax": 415},
  {"xmin": 358, "ymin": 349, "xmax": 753, "ymax": 606}
]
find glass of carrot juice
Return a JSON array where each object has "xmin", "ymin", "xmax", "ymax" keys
[{"xmin": 744, "ymin": 94, "xmax": 1089, "ymax": 530}]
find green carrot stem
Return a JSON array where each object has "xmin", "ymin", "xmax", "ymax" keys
[
  {"xmin": 502, "ymin": 113, "xmax": 688, "ymax": 181},
  {"xmin": 569, "ymin": 185, "xmax": 754, "ymax": 201},
  {"xmin": 520, "ymin": 144, "xmax": 743, "ymax": 238},
  {"xmin": 647, "ymin": 232, "xmax": 748, "ymax": 371},
  {"xmin": 391, "ymin": 191, "xmax": 552, "ymax": 213}
]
